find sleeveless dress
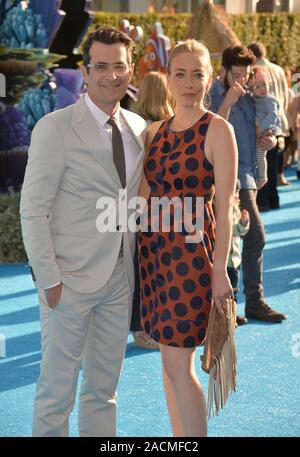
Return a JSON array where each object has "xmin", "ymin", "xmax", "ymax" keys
[{"xmin": 138, "ymin": 112, "xmax": 216, "ymax": 348}]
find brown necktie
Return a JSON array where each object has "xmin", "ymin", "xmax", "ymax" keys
[{"xmin": 107, "ymin": 117, "xmax": 126, "ymax": 188}]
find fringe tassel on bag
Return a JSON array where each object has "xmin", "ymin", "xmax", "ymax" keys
[{"xmin": 201, "ymin": 298, "xmax": 237, "ymax": 419}]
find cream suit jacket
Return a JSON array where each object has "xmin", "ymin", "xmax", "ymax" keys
[{"xmin": 20, "ymin": 95, "xmax": 147, "ymax": 293}]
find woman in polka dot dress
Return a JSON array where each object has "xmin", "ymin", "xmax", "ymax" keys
[{"xmin": 137, "ymin": 40, "xmax": 238, "ymax": 437}]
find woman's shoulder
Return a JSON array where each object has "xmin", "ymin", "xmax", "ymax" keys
[
  {"xmin": 208, "ymin": 112, "xmax": 234, "ymax": 134},
  {"xmin": 206, "ymin": 113, "xmax": 236, "ymax": 159},
  {"xmin": 147, "ymin": 119, "xmax": 166, "ymax": 133}
]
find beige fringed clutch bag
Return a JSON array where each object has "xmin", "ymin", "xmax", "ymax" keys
[{"xmin": 201, "ymin": 298, "xmax": 237, "ymax": 419}]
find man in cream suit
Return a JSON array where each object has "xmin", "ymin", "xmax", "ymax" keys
[{"xmin": 20, "ymin": 28, "xmax": 147, "ymax": 437}]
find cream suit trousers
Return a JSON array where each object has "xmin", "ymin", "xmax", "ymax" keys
[{"xmin": 32, "ymin": 255, "xmax": 132, "ymax": 437}]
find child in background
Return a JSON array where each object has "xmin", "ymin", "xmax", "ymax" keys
[
  {"xmin": 227, "ymin": 180, "xmax": 250, "ymax": 326},
  {"xmin": 248, "ymin": 67, "xmax": 281, "ymax": 189}
]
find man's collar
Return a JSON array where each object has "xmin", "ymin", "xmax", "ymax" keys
[{"xmin": 85, "ymin": 93, "xmax": 121, "ymax": 126}]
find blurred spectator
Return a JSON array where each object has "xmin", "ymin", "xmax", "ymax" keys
[
  {"xmin": 248, "ymin": 66, "xmax": 281, "ymax": 190},
  {"xmin": 227, "ymin": 179, "xmax": 250, "ymax": 326},
  {"xmin": 210, "ymin": 45, "xmax": 287, "ymax": 323},
  {"xmin": 289, "ymin": 86, "xmax": 300, "ymax": 179},
  {"xmin": 248, "ymin": 42, "xmax": 290, "ymax": 211},
  {"xmin": 285, "ymin": 67, "xmax": 300, "ymax": 171}
]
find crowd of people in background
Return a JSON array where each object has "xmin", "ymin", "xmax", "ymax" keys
[{"xmin": 130, "ymin": 40, "xmax": 298, "ymax": 350}]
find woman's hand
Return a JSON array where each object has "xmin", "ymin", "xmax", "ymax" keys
[{"xmin": 211, "ymin": 269, "xmax": 233, "ymax": 316}]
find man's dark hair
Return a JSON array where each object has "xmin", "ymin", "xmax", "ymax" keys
[
  {"xmin": 221, "ymin": 45, "xmax": 256, "ymax": 70},
  {"xmin": 82, "ymin": 27, "xmax": 134, "ymax": 68},
  {"xmin": 248, "ymin": 42, "xmax": 267, "ymax": 59}
]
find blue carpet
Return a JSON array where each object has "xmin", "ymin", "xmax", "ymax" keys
[{"xmin": 0, "ymin": 167, "xmax": 299, "ymax": 437}]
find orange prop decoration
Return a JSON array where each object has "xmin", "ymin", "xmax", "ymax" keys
[{"xmin": 138, "ymin": 22, "xmax": 171, "ymax": 80}]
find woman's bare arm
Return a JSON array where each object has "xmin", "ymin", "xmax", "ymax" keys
[
  {"xmin": 138, "ymin": 120, "xmax": 163, "ymax": 201},
  {"xmin": 206, "ymin": 115, "xmax": 238, "ymax": 312}
]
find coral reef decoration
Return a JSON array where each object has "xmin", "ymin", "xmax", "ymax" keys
[
  {"xmin": 0, "ymin": 0, "xmax": 22, "ymax": 24},
  {"xmin": 72, "ymin": 1, "xmax": 94, "ymax": 50},
  {"xmin": 119, "ymin": 19, "xmax": 143, "ymax": 42},
  {"xmin": 0, "ymin": 45, "xmax": 64, "ymax": 105},
  {"xmin": 186, "ymin": 0, "xmax": 240, "ymax": 57},
  {"xmin": 28, "ymin": 0, "xmax": 66, "ymax": 48},
  {"xmin": 138, "ymin": 22, "xmax": 171, "ymax": 80},
  {"xmin": 0, "ymin": 2, "xmax": 47, "ymax": 48},
  {"xmin": 0, "ymin": 103, "xmax": 30, "ymax": 150},
  {"xmin": 17, "ymin": 87, "xmax": 56, "ymax": 130},
  {"xmin": 54, "ymin": 68, "xmax": 83, "ymax": 110},
  {"xmin": 49, "ymin": 0, "xmax": 93, "ymax": 69}
]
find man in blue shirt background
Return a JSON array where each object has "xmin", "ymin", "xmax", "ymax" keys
[{"xmin": 210, "ymin": 45, "xmax": 287, "ymax": 323}]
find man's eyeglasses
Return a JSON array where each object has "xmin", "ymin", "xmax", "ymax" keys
[{"xmin": 87, "ymin": 63, "xmax": 130, "ymax": 75}]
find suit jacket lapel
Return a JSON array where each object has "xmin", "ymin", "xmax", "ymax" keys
[
  {"xmin": 70, "ymin": 96, "xmax": 145, "ymax": 189},
  {"xmin": 120, "ymin": 108, "xmax": 145, "ymax": 187},
  {"xmin": 121, "ymin": 108, "xmax": 144, "ymax": 150},
  {"xmin": 70, "ymin": 96, "xmax": 121, "ymax": 186}
]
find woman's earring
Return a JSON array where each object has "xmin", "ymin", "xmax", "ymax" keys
[{"xmin": 205, "ymin": 91, "xmax": 211, "ymax": 109}]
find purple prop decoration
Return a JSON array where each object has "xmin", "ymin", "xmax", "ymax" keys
[
  {"xmin": 0, "ymin": 105, "xmax": 30, "ymax": 150},
  {"xmin": 54, "ymin": 68, "xmax": 83, "ymax": 110},
  {"xmin": 29, "ymin": 0, "xmax": 66, "ymax": 48}
]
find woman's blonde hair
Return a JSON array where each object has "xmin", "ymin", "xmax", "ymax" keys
[
  {"xmin": 132, "ymin": 71, "xmax": 174, "ymax": 122},
  {"xmin": 168, "ymin": 39, "xmax": 213, "ymax": 79}
]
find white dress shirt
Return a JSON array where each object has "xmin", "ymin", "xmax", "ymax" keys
[
  {"xmin": 85, "ymin": 92, "xmax": 140, "ymax": 182},
  {"xmin": 44, "ymin": 93, "xmax": 140, "ymax": 290}
]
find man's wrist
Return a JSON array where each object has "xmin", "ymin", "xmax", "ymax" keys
[{"xmin": 222, "ymin": 99, "xmax": 232, "ymax": 110}]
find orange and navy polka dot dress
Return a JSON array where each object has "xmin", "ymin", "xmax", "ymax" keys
[{"xmin": 138, "ymin": 112, "xmax": 216, "ymax": 348}]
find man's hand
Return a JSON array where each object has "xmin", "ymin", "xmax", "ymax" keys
[
  {"xmin": 224, "ymin": 81, "xmax": 246, "ymax": 108},
  {"xmin": 44, "ymin": 283, "xmax": 63, "ymax": 309},
  {"xmin": 259, "ymin": 132, "xmax": 277, "ymax": 151}
]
